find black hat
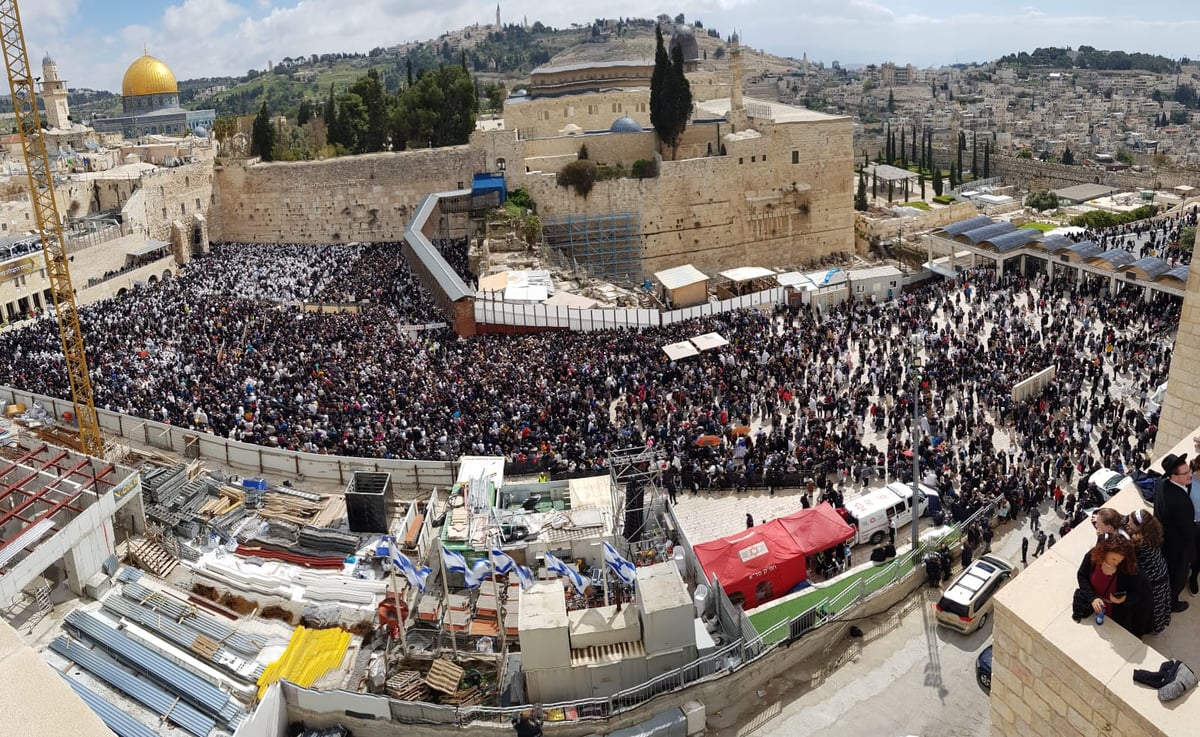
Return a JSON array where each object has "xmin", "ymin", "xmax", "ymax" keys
[{"xmin": 1162, "ymin": 453, "xmax": 1190, "ymax": 476}]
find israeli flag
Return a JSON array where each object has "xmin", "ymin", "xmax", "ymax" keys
[
  {"xmin": 441, "ymin": 546, "xmax": 491, "ymax": 589},
  {"xmin": 376, "ymin": 536, "xmax": 431, "ymax": 592},
  {"xmin": 544, "ymin": 551, "xmax": 590, "ymax": 595},
  {"xmin": 602, "ymin": 542, "xmax": 638, "ymax": 587},
  {"xmin": 491, "ymin": 548, "xmax": 535, "ymax": 590}
]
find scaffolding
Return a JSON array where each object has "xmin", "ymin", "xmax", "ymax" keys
[{"xmin": 541, "ymin": 212, "xmax": 643, "ymax": 286}]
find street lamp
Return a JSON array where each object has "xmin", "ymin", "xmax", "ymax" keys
[{"xmin": 910, "ymin": 334, "xmax": 925, "ymax": 554}]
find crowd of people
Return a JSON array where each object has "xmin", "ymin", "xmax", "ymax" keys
[
  {"xmin": 1074, "ymin": 206, "xmax": 1198, "ymax": 265},
  {"xmin": 0, "ymin": 223, "xmax": 1184, "ymax": 520}
]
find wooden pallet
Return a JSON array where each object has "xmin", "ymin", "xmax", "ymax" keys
[
  {"xmin": 425, "ymin": 658, "xmax": 464, "ymax": 695},
  {"xmin": 190, "ymin": 634, "xmax": 220, "ymax": 660},
  {"xmin": 132, "ymin": 539, "xmax": 178, "ymax": 579},
  {"xmin": 386, "ymin": 671, "xmax": 430, "ymax": 702}
]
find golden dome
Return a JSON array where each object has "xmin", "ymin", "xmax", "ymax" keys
[{"xmin": 122, "ymin": 54, "xmax": 178, "ymax": 97}]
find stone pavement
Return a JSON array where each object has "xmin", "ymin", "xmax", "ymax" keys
[{"xmin": 669, "ymin": 486, "xmax": 815, "ymax": 545}]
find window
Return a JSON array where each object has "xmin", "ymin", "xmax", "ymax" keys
[
  {"xmin": 566, "ymin": 105, "xmax": 574, "ymax": 117},
  {"xmin": 792, "ymin": 150, "xmax": 799, "ymax": 164},
  {"xmin": 162, "ymin": 208, "xmax": 167, "ymax": 218},
  {"xmin": 588, "ymin": 104, "xmax": 598, "ymax": 115},
  {"xmin": 751, "ymin": 156, "xmax": 756, "ymax": 163},
  {"xmin": 195, "ymin": 198, "xmax": 202, "ymax": 210},
  {"xmin": 739, "ymin": 157, "xmax": 744, "ymax": 164},
  {"xmin": 181, "ymin": 203, "xmax": 186, "ymax": 215},
  {"xmin": 496, "ymin": 157, "xmax": 506, "ymax": 171}
]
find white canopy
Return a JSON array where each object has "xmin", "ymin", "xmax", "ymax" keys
[
  {"xmin": 654, "ymin": 264, "xmax": 709, "ymax": 290},
  {"xmin": 691, "ymin": 332, "xmax": 729, "ymax": 351},
  {"xmin": 718, "ymin": 266, "xmax": 775, "ymax": 283},
  {"xmin": 663, "ymin": 341, "xmax": 701, "ymax": 361}
]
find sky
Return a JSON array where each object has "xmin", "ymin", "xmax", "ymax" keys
[{"xmin": 22, "ymin": 0, "xmax": 1200, "ymax": 92}]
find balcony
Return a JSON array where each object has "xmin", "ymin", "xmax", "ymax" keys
[{"xmin": 990, "ymin": 433, "xmax": 1200, "ymax": 737}]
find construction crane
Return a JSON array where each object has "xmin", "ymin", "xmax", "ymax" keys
[{"xmin": 0, "ymin": 1, "xmax": 103, "ymax": 456}]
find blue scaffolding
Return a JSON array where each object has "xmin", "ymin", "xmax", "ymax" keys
[{"xmin": 541, "ymin": 212, "xmax": 643, "ymax": 286}]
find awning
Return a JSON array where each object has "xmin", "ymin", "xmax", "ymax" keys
[
  {"xmin": 718, "ymin": 266, "xmax": 775, "ymax": 283},
  {"xmin": 654, "ymin": 264, "xmax": 709, "ymax": 290},
  {"xmin": 126, "ymin": 240, "xmax": 170, "ymax": 257},
  {"xmin": 691, "ymin": 332, "xmax": 728, "ymax": 351},
  {"xmin": 663, "ymin": 341, "xmax": 700, "ymax": 361}
]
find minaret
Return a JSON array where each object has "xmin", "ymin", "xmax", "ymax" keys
[
  {"xmin": 495, "ymin": 4, "xmax": 501, "ymax": 29},
  {"xmin": 41, "ymin": 53, "xmax": 71, "ymax": 130},
  {"xmin": 728, "ymin": 33, "xmax": 746, "ymax": 128}
]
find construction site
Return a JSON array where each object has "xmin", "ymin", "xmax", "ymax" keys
[{"xmin": 0, "ymin": 399, "xmax": 718, "ymax": 737}]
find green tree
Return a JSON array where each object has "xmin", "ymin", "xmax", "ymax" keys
[
  {"xmin": 1025, "ymin": 190, "xmax": 1060, "ymax": 212},
  {"xmin": 390, "ymin": 65, "xmax": 477, "ymax": 150},
  {"xmin": 297, "ymin": 99, "xmax": 313, "ymax": 126},
  {"xmin": 932, "ymin": 166, "xmax": 943, "ymax": 196},
  {"xmin": 1115, "ymin": 148, "xmax": 1135, "ymax": 165},
  {"xmin": 650, "ymin": 25, "xmax": 692, "ymax": 158},
  {"xmin": 484, "ymin": 82, "xmax": 506, "ymax": 113},
  {"xmin": 910, "ymin": 126, "xmax": 917, "ymax": 164},
  {"xmin": 900, "ymin": 127, "xmax": 907, "ymax": 169},
  {"xmin": 251, "ymin": 102, "xmax": 276, "ymax": 161},
  {"xmin": 1061, "ymin": 146, "xmax": 1075, "ymax": 165},
  {"xmin": 956, "ymin": 130, "xmax": 965, "ymax": 178},
  {"xmin": 971, "ymin": 134, "xmax": 978, "ymax": 178},
  {"xmin": 887, "ymin": 89, "xmax": 895, "ymax": 113},
  {"xmin": 855, "ymin": 170, "xmax": 869, "ymax": 211},
  {"xmin": 323, "ymin": 83, "xmax": 336, "ymax": 124},
  {"xmin": 1180, "ymin": 225, "xmax": 1196, "ymax": 254},
  {"xmin": 920, "ymin": 173, "xmax": 926, "ymax": 199},
  {"xmin": 350, "ymin": 69, "xmax": 389, "ymax": 152},
  {"xmin": 983, "ymin": 141, "xmax": 991, "ymax": 178}
]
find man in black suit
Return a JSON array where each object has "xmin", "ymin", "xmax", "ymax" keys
[{"xmin": 1154, "ymin": 452, "xmax": 1195, "ymax": 613}]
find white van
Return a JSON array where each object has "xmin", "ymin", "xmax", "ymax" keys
[{"xmin": 842, "ymin": 482, "xmax": 937, "ymax": 546}]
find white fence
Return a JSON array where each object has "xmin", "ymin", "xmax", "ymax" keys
[
  {"xmin": 0, "ymin": 386, "xmax": 454, "ymax": 499},
  {"xmin": 474, "ymin": 287, "xmax": 786, "ymax": 332}
]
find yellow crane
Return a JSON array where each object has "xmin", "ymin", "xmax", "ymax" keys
[{"xmin": 0, "ymin": 1, "xmax": 103, "ymax": 456}]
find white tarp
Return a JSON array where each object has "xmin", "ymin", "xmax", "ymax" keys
[
  {"xmin": 691, "ymin": 332, "xmax": 729, "ymax": 351},
  {"xmin": 663, "ymin": 341, "xmax": 700, "ymax": 361}
]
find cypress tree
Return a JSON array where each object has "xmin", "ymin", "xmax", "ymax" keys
[
  {"xmin": 932, "ymin": 166, "xmax": 943, "ymax": 196},
  {"xmin": 911, "ymin": 125, "xmax": 917, "ymax": 163},
  {"xmin": 983, "ymin": 142, "xmax": 991, "ymax": 179},
  {"xmin": 900, "ymin": 127, "xmax": 907, "ymax": 169},
  {"xmin": 971, "ymin": 133, "xmax": 978, "ymax": 179},
  {"xmin": 855, "ymin": 171, "xmax": 868, "ymax": 211},
  {"xmin": 323, "ymin": 83, "xmax": 335, "ymax": 124},
  {"xmin": 251, "ymin": 102, "xmax": 275, "ymax": 161}
]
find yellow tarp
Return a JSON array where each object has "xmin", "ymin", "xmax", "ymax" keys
[{"xmin": 257, "ymin": 625, "xmax": 351, "ymax": 699}]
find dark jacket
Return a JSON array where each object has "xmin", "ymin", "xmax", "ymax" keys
[
  {"xmin": 1072, "ymin": 552, "xmax": 1152, "ymax": 637},
  {"xmin": 1153, "ymin": 477, "xmax": 1196, "ymax": 577}
]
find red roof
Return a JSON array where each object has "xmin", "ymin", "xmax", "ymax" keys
[{"xmin": 693, "ymin": 503, "xmax": 854, "ymax": 609}]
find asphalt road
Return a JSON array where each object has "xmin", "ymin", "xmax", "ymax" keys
[{"xmin": 719, "ymin": 517, "xmax": 1037, "ymax": 737}]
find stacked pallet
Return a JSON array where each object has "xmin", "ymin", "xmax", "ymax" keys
[{"xmin": 385, "ymin": 671, "xmax": 430, "ymax": 701}]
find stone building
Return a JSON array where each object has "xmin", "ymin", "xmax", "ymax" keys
[{"xmin": 90, "ymin": 53, "xmax": 215, "ymax": 138}]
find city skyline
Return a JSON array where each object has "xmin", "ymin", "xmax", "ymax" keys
[{"xmin": 22, "ymin": 0, "xmax": 1200, "ymax": 92}]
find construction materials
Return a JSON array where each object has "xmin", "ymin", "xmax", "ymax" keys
[
  {"xmin": 63, "ymin": 610, "xmax": 243, "ymax": 727},
  {"xmin": 256, "ymin": 625, "xmax": 351, "ymax": 699},
  {"xmin": 425, "ymin": 658, "xmax": 465, "ymax": 695},
  {"xmin": 50, "ymin": 637, "xmax": 216, "ymax": 737},
  {"xmin": 59, "ymin": 673, "xmax": 162, "ymax": 737}
]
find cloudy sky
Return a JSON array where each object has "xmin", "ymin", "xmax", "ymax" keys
[{"xmin": 24, "ymin": 0, "xmax": 1200, "ymax": 91}]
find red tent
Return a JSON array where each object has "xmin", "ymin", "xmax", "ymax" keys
[{"xmin": 693, "ymin": 504, "xmax": 855, "ymax": 609}]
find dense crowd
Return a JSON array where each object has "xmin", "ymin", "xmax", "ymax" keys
[
  {"xmin": 0, "ymin": 228, "xmax": 1184, "ymax": 525},
  {"xmin": 1075, "ymin": 207, "xmax": 1198, "ymax": 265}
]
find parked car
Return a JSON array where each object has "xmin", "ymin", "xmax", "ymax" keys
[
  {"xmin": 1088, "ymin": 468, "xmax": 1130, "ymax": 500},
  {"xmin": 976, "ymin": 644, "xmax": 993, "ymax": 693},
  {"xmin": 935, "ymin": 554, "xmax": 1015, "ymax": 633}
]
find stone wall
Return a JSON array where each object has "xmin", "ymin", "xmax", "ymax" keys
[
  {"xmin": 991, "ymin": 155, "xmax": 1200, "ymax": 193},
  {"xmin": 212, "ymin": 148, "xmax": 486, "ymax": 243},
  {"xmin": 989, "ymin": 480, "xmax": 1193, "ymax": 737},
  {"xmin": 1156, "ymin": 264, "xmax": 1200, "ymax": 452},
  {"xmin": 521, "ymin": 115, "xmax": 854, "ymax": 276},
  {"xmin": 858, "ymin": 201, "xmax": 978, "ymax": 247}
]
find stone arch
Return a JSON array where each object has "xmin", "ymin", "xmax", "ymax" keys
[
  {"xmin": 117, "ymin": 287, "xmax": 128, "ymax": 297},
  {"xmin": 162, "ymin": 269, "xmax": 173, "ymax": 281}
]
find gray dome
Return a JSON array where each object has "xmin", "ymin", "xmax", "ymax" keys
[
  {"xmin": 42, "ymin": 53, "xmax": 55, "ymax": 66},
  {"xmin": 610, "ymin": 116, "xmax": 643, "ymax": 133},
  {"xmin": 670, "ymin": 24, "xmax": 700, "ymax": 62}
]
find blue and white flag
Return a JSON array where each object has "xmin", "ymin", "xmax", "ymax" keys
[
  {"xmin": 544, "ymin": 551, "xmax": 590, "ymax": 594},
  {"xmin": 376, "ymin": 536, "xmax": 431, "ymax": 592},
  {"xmin": 441, "ymin": 545, "xmax": 491, "ymax": 589},
  {"xmin": 491, "ymin": 548, "xmax": 535, "ymax": 590},
  {"xmin": 602, "ymin": 542, "xmax": 638, "ymax": 587}
]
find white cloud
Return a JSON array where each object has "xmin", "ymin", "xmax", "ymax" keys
[{"xmin": 21, "ymin": 0, "xmax": 1200, "ymax": 92}]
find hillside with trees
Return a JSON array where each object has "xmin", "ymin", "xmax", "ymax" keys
[{"xmin": 997, "ymin": 46, "xmax": 1181, "ymax": 73}]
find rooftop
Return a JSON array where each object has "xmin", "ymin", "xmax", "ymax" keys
[{"xmin": 694, "ymin": 96, "xmax": 850, "ymax": 124}]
